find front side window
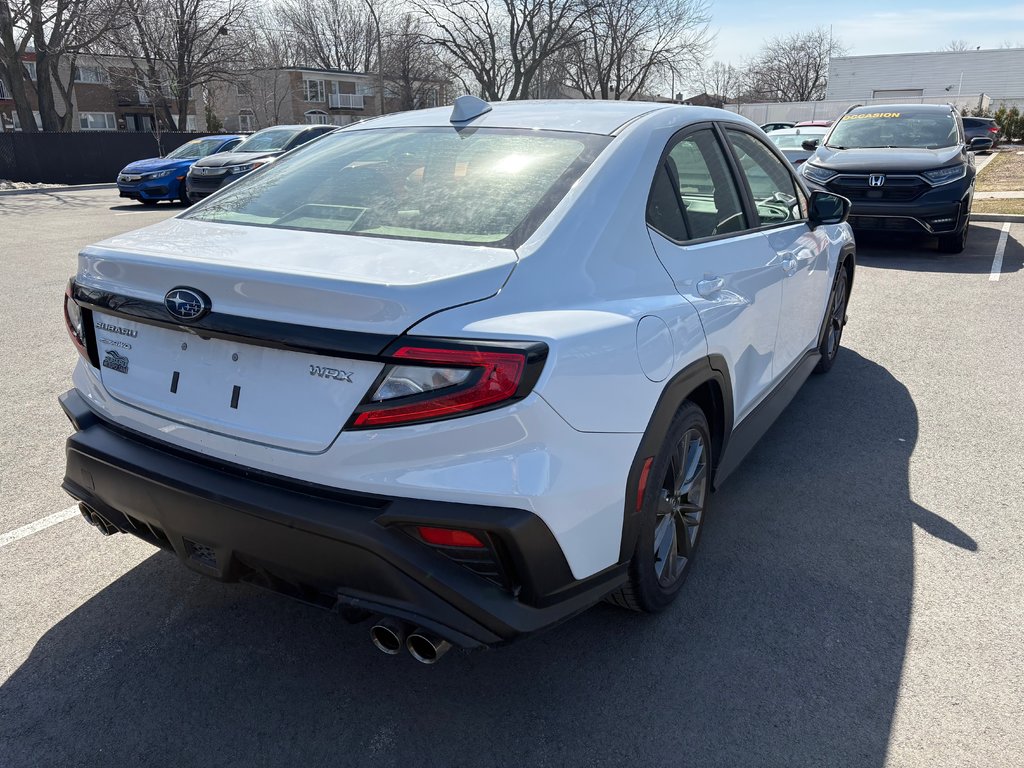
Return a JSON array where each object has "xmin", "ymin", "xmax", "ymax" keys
[
  {"xmin": 185, "ymin": 127, "xmax": 609, "ymax": 247},
  {"xmin": 726, "ymin": 129, "xmax": 805, "ymax": 226},
  {"xmin": 827, "ymin": 109, "xmax": 959, "ymax": 149},
  {"xmin": 648, "ymin": 128, "xmax": 747, "ymax": 241}
]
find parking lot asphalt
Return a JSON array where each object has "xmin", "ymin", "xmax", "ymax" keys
[{"xmin": 1, "ymin": 189, "xmax": 1022, "ymax": 768}]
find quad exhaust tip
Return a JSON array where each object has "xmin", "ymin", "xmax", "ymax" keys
[
  {"xmin": 406, "ymin": 629, "xmax": 452, "ymax": 665},
  {"xmin": 369, "ymin": 618, "xmax": 408, "ymax": 655}
]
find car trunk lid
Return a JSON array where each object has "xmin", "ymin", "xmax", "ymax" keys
[{"xmin": 79, "ymin": 218, "xmax": 517, "ymax": 452}]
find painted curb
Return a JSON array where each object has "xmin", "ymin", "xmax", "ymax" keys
[
  {"xmin": 973, "ymin": 213, "xmax": 1024, "ymax": 223},
  {"xmin": 0, "ymin": 183, "xmax": 116, "ymax": 197}
]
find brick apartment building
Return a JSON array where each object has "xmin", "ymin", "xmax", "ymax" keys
[{"xmin": 1, "ymin": 54, "xmax": 447, "ymax": 133}]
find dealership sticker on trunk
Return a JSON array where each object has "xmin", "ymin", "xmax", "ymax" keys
[{"xmin": 102, "ymin": 350, "xmax": 130, "ymax": 374}]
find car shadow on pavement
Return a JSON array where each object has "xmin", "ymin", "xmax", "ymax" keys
[
  {"xmin": 854, "ymin": 223, "xmax": 1022, "ymax": 274},
  {"xmin": 0, "ymin": 350, "xmax": 976, "ymax": 768}
]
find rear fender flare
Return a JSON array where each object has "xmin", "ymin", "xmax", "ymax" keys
[{"xmin": 618, "ymin": 355, "xmax": 733, "ymax": 563}]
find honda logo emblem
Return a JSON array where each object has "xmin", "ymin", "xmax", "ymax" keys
[{"xmin": 868, "ymin": 174, "xmax": 885, "ymax": 187}]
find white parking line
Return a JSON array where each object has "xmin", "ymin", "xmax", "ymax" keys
[
  {"xmin": 0, "ymin": 505, "xmax": 80, "ymax": 549},
  {"xmin": 990, "ymin": 222, "xmax": 1011, "ymax": 282}
]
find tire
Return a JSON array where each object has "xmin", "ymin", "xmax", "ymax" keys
[
  {"xmin": 937, "ymin": 221, "xmax": 968, "ymax": 254},
  {"xmin": 140, "ymin": 199, "xmax": 159, "ymax": 207},
  {"xmin": 607, "ymin": 401, "xmax": 711, "ymax": 613},
  {"xmin": 814, "ymin": 265, "xmax": 849, "ymax": 375}
]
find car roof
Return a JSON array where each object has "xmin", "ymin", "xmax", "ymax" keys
[
  {"xmin": 767, "ymin": 127, "xmax": 828, "ymax": 135},
  {"xmin": 848, "ymin": 103, "xmax": 954, "ymax": 114},
  {"xmin": 353, "ymin": 100, "xmax": 676, "ymax": 136}
]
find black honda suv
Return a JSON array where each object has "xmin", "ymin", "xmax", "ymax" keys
[{"xmin": 799, "ymin": 104, "xmax": 992, "ymax": 253}]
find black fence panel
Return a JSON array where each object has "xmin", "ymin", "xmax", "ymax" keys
[{"xmin": 0, "ymin": 131, "xmax": 222, "ymax": 184}]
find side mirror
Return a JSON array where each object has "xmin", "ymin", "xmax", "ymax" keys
[
  {"xmin": 969, "ymin": 137, "xmax": 993, "ymax": 152},
  {"xmin": 808, "ymin": 190, "xmax": 850, "ymax": 228},
  {"xmin": 801, "ymin": 138, "xmax": 820, "ymax": 151}
]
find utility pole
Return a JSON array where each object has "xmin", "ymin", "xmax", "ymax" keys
[{"xmin": 364, "ymin": 0, "xmax": 385, "ymax": 116}]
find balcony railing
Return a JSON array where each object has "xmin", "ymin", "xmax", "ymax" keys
[{"xmin": 329, "ymin": 93, "xmax": 365, "ymax": 109}]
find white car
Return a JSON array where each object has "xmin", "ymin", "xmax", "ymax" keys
[{"xmin": 61, "ymin": 97, "xmax": 855, "ymax": 662}]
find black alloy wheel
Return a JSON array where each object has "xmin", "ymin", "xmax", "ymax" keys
[
  {"xmin": 814, "ymin": 266, "xmax": 849, "ymax": 374},
  {"xmin": 607, "ymin": 402, "xmax": 711, "ymax": 613}
]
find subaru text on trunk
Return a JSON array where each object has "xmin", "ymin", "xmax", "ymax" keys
[{"xmin": 61, "ymin": 97, "xmax": 855, "ymax": 662}]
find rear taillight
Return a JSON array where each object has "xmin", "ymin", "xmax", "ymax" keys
[
  {"xmin": 348, "ymin": 339, "xmax": 546, "ymax": 429},
  {"xmin": 989, "ymin": 126, "xmax": 999, "ymax": 133},
  {"xmin": 64, "ymin": 282, "xmax": 89, "ymax": 362}
]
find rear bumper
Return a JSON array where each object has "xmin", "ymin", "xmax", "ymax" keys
[{"xmin": 59, "ymin": 389, "xmax": 625, "ymax": 648}]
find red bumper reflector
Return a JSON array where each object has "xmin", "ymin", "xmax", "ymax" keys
[
  {"xmin": 416, "ymin": 526, "xmax": 486, "ymax": 548},
  {"xmin": 636, "ymin": 457, "xmax": 654, "ymax": 512}
]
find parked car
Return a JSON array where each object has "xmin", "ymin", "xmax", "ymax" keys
[
  {"xmin": 61, "ymin": 97, "xmax": 855, "ymax": 661},
  {"xmin": 962, "ymin": 117, "xmax": 1001, "ymax": 151},
  {"xmin": 185, "ymin": 124, "xmax": 338, "ymax": 201},
  {"xmin": 760, "ymin": 121, "xmax": 795, "ymax": 133},
  {"xmin": 801, "ymin": 103, "xmax": 991, "ymax": 253},
  {"xmin": 766, "ymin": 126, "xmax": 829, "ymax": 167},
  {"xmin": 116, "ymin": 135, "xmax": 243, "ymax": 205}
]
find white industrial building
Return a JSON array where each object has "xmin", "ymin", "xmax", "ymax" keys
[{"xmin": 825, "ymin": 48, "xmax": 1024, "ymax": 103}]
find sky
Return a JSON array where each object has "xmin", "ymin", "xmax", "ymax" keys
[{"xmin": 709, "ymin": 2, "xmax": 1024, "ymax": 66}]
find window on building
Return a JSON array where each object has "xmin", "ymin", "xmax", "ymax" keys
[
  {"xmin": 186, "ymin": 114, "xmax": 198, "ymax": 131},
  {"xmin": 355, "ymin": 83, "xmax": 375, "ymax": 97},
  {"xmin": 79, "ymin": 111, "xmax": 117, "ymax": 131},
  {"xmin": 238, "ymin": 110, "xmax": 255, "ymax": 132},
  {"xmin": 12, "ymin": 111, "xmax": 43, "ymax": 130},
  {"xmin": 304, "ymin": 109, "xmax": 329, "ymax": 125},
  {"xmin": 302, "ymin": 79, "xmax": 325, "ymax": 102},
  {"xmin": 0, "ymin": 79, "xmax": 9, "ymax": 100},
  {"xmin": 74, "ymin": 65, "xmax": 109, "ymax": 84},
  {"xmin": 23, "ymin": 62, "xmax": 36, "ymax": 80}
]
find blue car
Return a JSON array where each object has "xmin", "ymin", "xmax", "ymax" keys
[{"xmin": 116, "ymin": 135, "xmax": 243, "ymax": 205}]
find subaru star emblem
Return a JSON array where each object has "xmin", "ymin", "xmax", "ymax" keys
[
  {"xmin": 164, "ymin": 287, "xmax": 210, "ymax": 322},
  {"xmin": 868, "ymin": 174, "xmax": 885, "ymax": 187}
]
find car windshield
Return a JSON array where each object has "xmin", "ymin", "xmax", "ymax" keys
[
  {"xmin": 234, "ymin": 128, "xmax": 301, "ymax": 153},
  {"xmin": 165, "ymin": 139, "xmax": 231, "ymax": 160},
  {"xmin": 184, "ymin": 127, "xmax": 609, "ymax": 247},
  {"xmin": 769, "ymin": 131, "xmax": 826, "ymax": 149},
  {"xmin": 826, "ymin": 110, "xmax": 959, "ymax": 149}
]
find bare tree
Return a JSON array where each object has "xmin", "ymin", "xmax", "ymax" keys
[
  {"xmin": 1, "ymin": 0, "xmax": 122, "ymax": 131},
  {"xmin": 275, "ymin": 0, "xmax": 376, "ymax": 72},
  {"xmin": 740, "ymin": 27, "xmax": 846, "ymax": 102},
  {"xmin": 566, "ymin": 0, "xmax": 711, "ymax": 100},
  {"xmin": 415, "ymin": 0, "xmax": 593, "ymax": 101},
  {"xmin": 940, "ymin": 39, "xmax": 970, "ymax": 52},
  {"xmin": 382, "ymin": 12, "xmax": 449, "ymax": 110},
  {"xmin": 109, "ymin": 0, "xmax": 251, "ymax": 130},
  {"xmin": 696, "ymin": 60, "xmax": 739, "ymax": 102},
  {"xmin": 233, "ymin": 6, "xmax": 297, "ymax": 127}
]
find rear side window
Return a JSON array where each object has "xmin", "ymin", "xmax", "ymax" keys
[
  {"xmin": 185, "ymin": 127, "xmax": 610, "ymax": 247},
  {"xmin": 647, "ymin": 129, "xmax": 747, "ymax": 241}
]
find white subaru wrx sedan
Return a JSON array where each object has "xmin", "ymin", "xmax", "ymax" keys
[{"xmin": 61, "ymin": 97, "xmax": 855, "ymax": 662}]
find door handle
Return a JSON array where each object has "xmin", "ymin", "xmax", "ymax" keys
[
  {"xmin": 696, "ymin": 276, "xmax": 724, "ymax": 297},
  {"xmin": 781, "ymin": 256, "xmax": 797, "ymax": 272}
]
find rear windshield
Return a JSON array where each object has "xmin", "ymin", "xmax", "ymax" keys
[
  {"xmin": 235, "ymin": 128, "xmax": 301, "ymax": 153},
  {"xmin": 827, "ymin": 110, "xmax": 959, "ymax": 149},
  {"xmin": 184, "ymin": 127, "xmax": 609, "ymax": 247}
]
